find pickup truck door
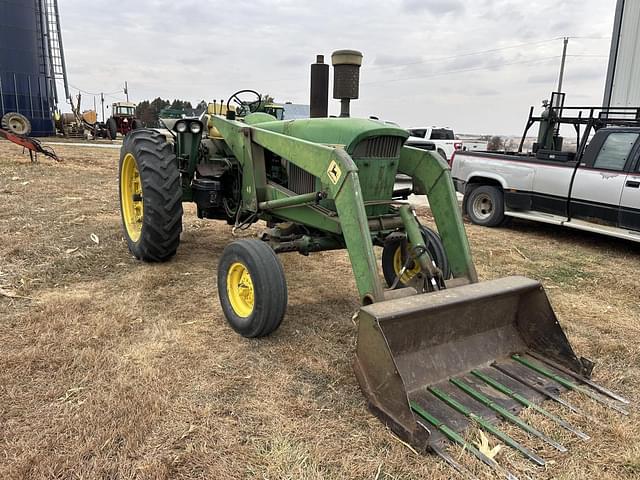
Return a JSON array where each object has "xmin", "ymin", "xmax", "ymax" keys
[
  {"xmin": 569, "ymin": 131, "xmax": 640, "ymax": 226},
  {"xmin": 620, "ymin": 155, "xmax": 640, "ymax": 231}
]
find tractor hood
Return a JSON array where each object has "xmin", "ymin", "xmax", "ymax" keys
[{"xmin": 250, "ymin": 117, "xmax": 409, "ymax": 156}]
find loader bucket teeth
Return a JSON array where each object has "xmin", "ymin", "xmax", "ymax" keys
[
  {"xmin": 354, "ymin": 275, "xmax": 629, "ymax": 472},
  {"xmin": 525, "ymin": 351, "xmax": 630, "ymax": 405},
  {"xmin": 513, "ymin": 354, "xmax": 629, "ymax": 415}
]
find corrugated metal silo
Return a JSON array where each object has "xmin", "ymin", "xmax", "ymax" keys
[{"xmin": 0, "ymin": 0, "xmax": 67, "ymax": 136}]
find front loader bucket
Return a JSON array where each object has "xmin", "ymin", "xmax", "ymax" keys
[{"xmin": 354, "ymin": 276, "xmax": 627, "ymax": 471}]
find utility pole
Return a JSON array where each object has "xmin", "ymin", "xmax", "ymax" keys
[
  {"xmin": 124, "ymin": 81, "xmax": 129, "ymax": 102},
  {"xmin": 556, "ymin": 37, "xmax": 569, "ymax": 106},
  {"xmin": 101, "ymin": 92, "xmax": 105, "ymax": 122}
]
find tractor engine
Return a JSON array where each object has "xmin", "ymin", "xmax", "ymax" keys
[{"xmin": 255, "ymin": 117, "xmax": 407, "ymax": 217}]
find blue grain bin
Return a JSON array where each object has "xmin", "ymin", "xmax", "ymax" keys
[{"xmin": 0, "ymin": 0, "xmax": 55, "ymax": 136}]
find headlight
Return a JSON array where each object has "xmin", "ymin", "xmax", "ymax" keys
[
  {"xmin": 190, "ymin": 122, "xmax": 202, "ymax": 134},
  {"xmin": 175, "ymin": 121, "xmax": 187, "ymax": 133}
]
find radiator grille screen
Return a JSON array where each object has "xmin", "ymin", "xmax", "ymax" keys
[
  {"xmin": 351, "ymin": 136, "xmax": 404, "ymax": 158},
  {"xmin": 287, "ymin": 163, "xmax": 316, "ymax": 194}
]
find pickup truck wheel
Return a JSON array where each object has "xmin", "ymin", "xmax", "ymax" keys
[
  {"xmin": 437, "ymin": 148, "xmax": 447, "ymax": 160},
  {"xmin": 465, "ymin": 185, "xmax": 505, "ymax": 227}
]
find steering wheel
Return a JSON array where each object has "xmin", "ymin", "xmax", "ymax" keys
[{"xmin": 226, "ymin": 89, "xmax": 262, "ymax": 116}]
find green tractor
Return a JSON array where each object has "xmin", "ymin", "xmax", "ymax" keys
[{"xmin": 118, "ymin": 51, "xmax": 627, "ymax": 476}]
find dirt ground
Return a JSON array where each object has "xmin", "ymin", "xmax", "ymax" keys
[{"xmin": 1, "ymin": 139, "xmax": 638, "ymax": 479}]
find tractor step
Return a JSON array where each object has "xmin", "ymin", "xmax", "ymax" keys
[{"xmin": 354, "ymin": 276, "xmax": 629, "ymax": 477}]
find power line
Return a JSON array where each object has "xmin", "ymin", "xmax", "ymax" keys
[
  {"xmin": 566, "ymin": 54, "xmax": 608, "ymax": 58},
  {"xmin": 69, "ymin": 84, "xmax": 122, "ymax": 96},
  {"xmin": 249, "ymin": 39, "xmax": 561, "ymax": 86},
  {"xmin": 366, "ymin": 38, "xmax": 559, "ymax": 71},
  {"xmin": 257, "ymin": 36, "xmax": 608, "ymax": 87},
  {"xmin": 367, "ymin": 36, "xmax": 610, "ymax": 72},
  {"xmin": 561, "ymin": 35, "xmax": 610, "ymax": 40},
  {"xmin": 362, "ymin": 56, "xmax": 561, "ymax": 86}
]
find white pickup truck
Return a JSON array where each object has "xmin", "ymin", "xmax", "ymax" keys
[
  {"xmin": 407, "ymin": 127, "xmax": 462, "ymax": 161},
  {"xmin": 451, "ymin": 126, "xmax": 640, "ymax": 242}
]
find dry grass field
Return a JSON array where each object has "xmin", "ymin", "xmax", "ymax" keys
[{"xmin": 1, "ymin": 139, "xmax": 638, "ymax": 479}]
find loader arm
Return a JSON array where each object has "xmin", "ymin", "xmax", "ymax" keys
[{"xmin": 398, "ymin": 146, "xmax": 477, "ymax": 283}]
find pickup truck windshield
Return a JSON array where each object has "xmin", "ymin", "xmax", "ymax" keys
[
  {"xmin": 593, "ymin": 132, "xmax": 639, "ymax": 170},
  {"xmin": 430, "ymin": 129, "xmax": 454, "ymax": 140},
  {"xmin": 408, "ymin": 129, "xmax": 427, "ymax": 138}
]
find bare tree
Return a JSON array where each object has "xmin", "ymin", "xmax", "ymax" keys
[
  {"xmin": 487, "ymin": 136, "xmax": 504, "ymax": 151},
  {"xmin": 504, "ymin": 137, "xmax": 518, "ymax": 151}
]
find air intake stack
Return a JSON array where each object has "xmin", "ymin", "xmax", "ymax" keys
[{"xmin": 331, "ymin": 49, "xmax": 363, "ymax": 118}]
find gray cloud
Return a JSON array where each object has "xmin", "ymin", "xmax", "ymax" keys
[
  {"xmin": 56, "ymin": 0, "xmax": 614, "ymax": 135},
  {"xmin": 373, "ymin": 53, "xmax": 424, "ymax": 66},
  {"xmin": 474, "ymin": 87, "xmax": 501, "ymax": 96},
  {"xmin": 527, "ymin": 72, "xmax": 558, "ymax": 84},
  {"xmin": 402, "ymin": 0, "xmax": 465, "ymax": 14}
]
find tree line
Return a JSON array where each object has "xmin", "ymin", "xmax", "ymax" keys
[{"xmin": 135, "ymin": 98, "xmax": 209, "ymax": 127}]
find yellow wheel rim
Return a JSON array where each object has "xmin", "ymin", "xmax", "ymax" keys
[
  {"xmin": 227, "ymin": 262, "xmax": 255, "ymax": 317},
  {"xmin": 120, "ymin": 153, "xmax": 143, "ymax": 242},
  {"xmin": 393, "ymin": 244, "xmax": 422, "ymax": 284}
]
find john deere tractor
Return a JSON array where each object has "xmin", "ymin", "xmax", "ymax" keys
[{"xmin": 118, "ymin": 51, "xmax": 628, "ymax": 476}]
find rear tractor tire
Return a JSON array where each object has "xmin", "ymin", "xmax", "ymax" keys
[
  {"xmin": 382, "ymin": 225, "xmax": 451, "ymax": 289},
  {"xmin": 218, "ymin": 239, "xmax": 288, "ymax": 338},
  {"xmin": 119, "ymin": 129, "xmax": 183, "ymax": 261},
  {"xmin": 1, "ymin": 112, "xmax": 32, "ymax": 136},
  {"xmin": 464, "ymin": 185, "xmax": 505, "ymax": 227}
]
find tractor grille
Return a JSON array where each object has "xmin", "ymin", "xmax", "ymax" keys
[
  {"xmin": 351, "ymin": 136, "xmax": 404, "ymax": 158},
  {"xmin": 287, "ymin": 163, "xmax": 316, "ymax": 194}
]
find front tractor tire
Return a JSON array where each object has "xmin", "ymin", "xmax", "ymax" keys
[
  {"xmin": 382, "ymin": 225, "xmax": 451, "ymax": 288},
  {"xmin": 119, "ymin": 129, "xmax": 183, "ymax": 261},
  {"xmin": 218, "ymin": 240, "xmax": 288, "ymax": 338}
]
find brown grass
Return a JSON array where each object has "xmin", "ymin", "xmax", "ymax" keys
[{"xmin": 0, "ymin": 139, "xmax": 638, "ymax": 479}]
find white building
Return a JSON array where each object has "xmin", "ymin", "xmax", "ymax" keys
[{"xmin": 604, "ymin": 0, "xmax": 640, "ymax": 108}]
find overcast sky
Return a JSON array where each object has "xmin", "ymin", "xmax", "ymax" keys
[{"xmin": 58, "ymin": 0, "xmax": 615, "ymax": 135}]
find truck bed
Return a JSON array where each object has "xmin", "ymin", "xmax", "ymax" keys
[{"xmin": 456, "ymin": 150, "xmax": 577, "ymax": 168}]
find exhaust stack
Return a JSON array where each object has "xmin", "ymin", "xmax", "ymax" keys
[{"xmin": 310, "ymin": 54, "xmax": 329, "ymax": 118}]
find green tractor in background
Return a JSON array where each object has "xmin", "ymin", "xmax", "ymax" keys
[{"xmin": 118, "ymin": 50, "xmax": 628, "ymax": 477}]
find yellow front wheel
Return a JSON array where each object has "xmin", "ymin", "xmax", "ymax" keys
[
  {"xmin": 381, "ymin": 226, "xmax": 451, "ymax": 289},
  {"xmin": 390, "ymin": 244, "xmax": 422, "ymax": 285},
  {"xmin": 226, "ymin": 262, "xmax": 255, "ymax": 318},
  {"xmin": 218, "ymin": 240, "xmax": 288, "ymax": 338}
]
